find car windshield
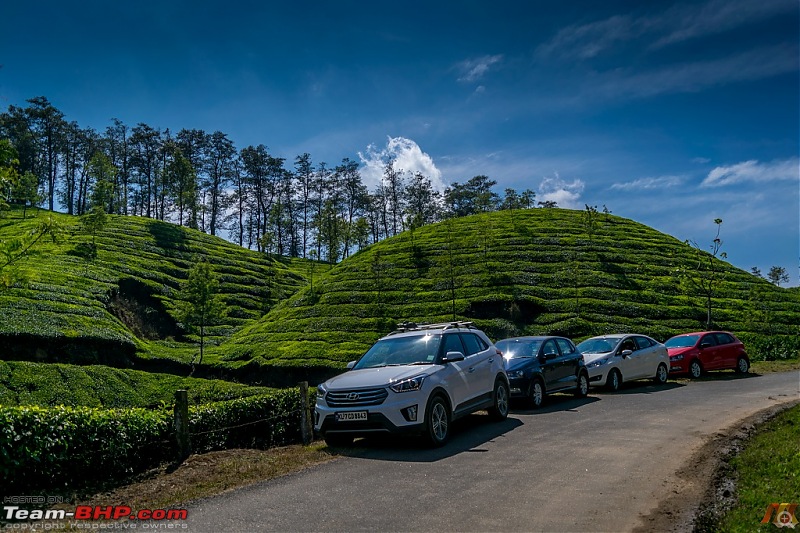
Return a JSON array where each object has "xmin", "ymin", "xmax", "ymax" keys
[
  {"xmin": 353, "ymin": 334, "xmax": 442, "ymax": 369},
  {"xmin": 496, "ymin": 339, "xmax": 542, "ymax": 359},
  {"xmin": 577, "ymin": 338, "xmax": 620, "ymax": 354},
  {"xmin": 665, "ymin": 335, "xmax": 700, "ymax": 348}
]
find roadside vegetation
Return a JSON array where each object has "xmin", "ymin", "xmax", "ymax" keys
[{"xmin": 717, "ymin": 404, "xmax": 800, "ymax": 532}]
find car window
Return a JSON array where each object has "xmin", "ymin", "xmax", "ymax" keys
[
  {"xmin": 665, "ymin": 335, "xmax": 700, "ymax": 348},
  {"xmin": 714, "ymin": 332, "xmax": 734, "ymax": 345},
  {"xmin": 619, "ymin": 338, "xmax": 637, "ymax": 352},
  {"xmin": 542, "ymin": 339, "xmax": 559, "ymax": 357},
  {"xmin": 496, "ymin": 339, "xmax": 542, "ymax": 358},
  {"xmin": 460, "ymin": 333, "xmax": 485, "ymax": 356},
  {"xmin": 634, "ymin": 336, "xmax": 653, "ymax": 349},
  {"xmin": 700, "ymin": 334, "xmax": 718, "ymax": 347},
  {"xmin": 354, "ymin": 334, "xmax": 442, "ymax": 369},
  {"xmin": 555, "ymin": 338, "xmax": 576, "ymax": 355},
  {"xmin": 442, "ymin": 334, "xmax": 465, "ymax": 355},
  {"xmin": 577, "ymin": 338, "xmax": 618, "ymax": 354}
]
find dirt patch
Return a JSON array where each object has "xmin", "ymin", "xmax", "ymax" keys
[{"xmin": 635, "ymin": 399, "xmax": 800, "ymax": 533}]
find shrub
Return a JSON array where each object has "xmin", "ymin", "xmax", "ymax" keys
[{"xmin": 0, "ymin": 405, "xmax": 170, "ymax": 494}]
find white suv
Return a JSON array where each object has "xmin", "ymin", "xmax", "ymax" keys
[{"xmin": 315, "ymin": 321, "xmax": 509, "ymax": 447}]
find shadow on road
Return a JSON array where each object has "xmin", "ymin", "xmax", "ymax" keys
[
  {"xmin": 329, "ymin": 413, "xmax": 523, "ymax": 463},
  {"xmin": 511, "ymin": 393, "xmax": 600, "ymax": 414},
  {"xmin": 679, "ymin": 371, "xmax": 764, "ymax": 382},
  {"xmin": 592, "ymin": 381, "xmax": 686, "ymax": 396}
]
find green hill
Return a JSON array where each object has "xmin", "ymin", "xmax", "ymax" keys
[
  {"xmin": 1, "ymin": 207, "xmax": 797, "ymax": 394},
  {"xmin": 0, "ymin": 208, "xmax": 319, "ymax": 370},
  {"xmin": 223, "ymin": 208, "xmax": 800, "ymax": 369}
]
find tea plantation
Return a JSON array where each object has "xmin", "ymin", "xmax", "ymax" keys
[
  {"xmin": 1, "ymin": 206, "xmax": 798, "ymax": 401},
  {"xmin": 225, "ymin": 208, "xmax": 800, "ymax": 369}
]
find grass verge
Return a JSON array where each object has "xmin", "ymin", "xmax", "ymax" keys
[
  {"xmin": 57, "ymin": 443, "xmax": 338, "ymax": 513},
  {"xmin": 751, "ymin": 359, "xmax": 800, "ymax": 374},
  {"xmin": 716, "ymin": 404, "xmax": 800, "ymax": 532}
]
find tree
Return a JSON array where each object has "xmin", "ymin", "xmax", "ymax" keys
[
  {"xmin": 582, "ymin": 204, "xmax": 599, "ymax": 243},
  {"xmin": 177, "ymin": 261, "xmax": 226, "ymax": 367},
  {"xmin": 767, "ymin": 266, "xmax": 789, "ymax": 286},
  {"xmin": 751, "ymin": 266, "xmax": 763, "ymax": 278},
  {"xmin": 683, "ymin": 218, "xmax": 727, "ymax": 330},
  {"xmin": 25, "ymin": 97, "xmax": 66, "ymax": 212},
  {"xmin": 443, "ymin": 175, "xmax": 498, "ymax": 218}
]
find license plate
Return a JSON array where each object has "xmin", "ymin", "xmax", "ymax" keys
[{"xmin": 335, "ymin": 411, "xmax": 368, "ymax": 422}]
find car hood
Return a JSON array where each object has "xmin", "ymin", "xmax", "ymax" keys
[
  {"xmin": 505, "ymin": 357, "xmax": 537, "ymax": 372},
  {"xmin": 581, "ymin": 352, "xmax": 613, "ymax": 365},
  {"xmin": 324, "ymin": 365, "xmax": 436, "ymax": 390},
  {"xmin": 667, "ymin": 347, "xmax": 695, "ymax": 357}
]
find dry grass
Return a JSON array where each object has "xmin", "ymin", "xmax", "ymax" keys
[{"xmin": 62, "ymin": 443, "xmax": 338, "ymax": 511}]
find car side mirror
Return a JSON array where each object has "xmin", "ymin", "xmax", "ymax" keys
[
  {"xmin": 346, "ymin": 361, "xmax": 356, "ymax": 370},
  {"xmin": 699, "ymin": 342, "xmax": 712, "ymax": 349},
  {"xmin": 620, "ymin": 349, "xmax": 633, "ymax": 358},
  {"xmin": 443, "ymin": 351, "xmax": 465, "ymax": 363},
  {"xmin": 543, "ymin": 351, "xmax": 559, "ymax": 361}
]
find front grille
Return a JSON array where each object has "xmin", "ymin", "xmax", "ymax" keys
[{"xmin": 326, "ymin": 388, "xmax": 388, "ymax": 407}]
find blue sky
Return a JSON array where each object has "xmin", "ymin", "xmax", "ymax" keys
[{"xmin": 1, "ymin": 0, "xmax": 798, "ymax": 285}]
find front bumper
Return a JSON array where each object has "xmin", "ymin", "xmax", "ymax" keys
[
  {"xmin": 508, "ymin": 377, "xmax": 531, "ymax": 398},
  {"xmin": 315, "ymin": 390, "xmax": 429, "ymax": 437}
]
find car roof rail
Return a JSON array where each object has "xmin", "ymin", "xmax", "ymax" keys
[{"xmin": 389, "ymin": 320, "xmax": 477, "ymax": 335}]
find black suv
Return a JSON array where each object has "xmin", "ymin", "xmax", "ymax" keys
[{"xmin": 495, "ymin": 336, "xmax": 589, "ymax": 408}]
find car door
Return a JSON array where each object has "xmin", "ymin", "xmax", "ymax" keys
[
  {"xmin": 460, "ymin": 332, "xmax": 495, "ymax": 400},
  {"xmin": 555, "ymin": 338, "xmax": 580, "ymax": 388},
  {"xmin": 617, "ymin": 336, "xmax": 640, "ymax": 380},
  {"xmin": 539, "ymin": 339, "xmax": 565, "ymax": 391},
  {"xmin": 633, "ymin": 336, "xmax": 659, "ymax": 378},
  {"xmin": 698, "ymin": 333, "xmax": 722, "ymax": 370},
  {"xmin": 440, "ymin": 333, "xmax": 471, "ymax": 410},
  {"xmin": 713, "ymin": 332, "xmax": 737, "ymax": 368}
]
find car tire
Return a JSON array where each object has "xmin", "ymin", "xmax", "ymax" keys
[
  {"xmin": 606, "ymin": 369, "xmax": 621, "ymax": 391},
  {"xmin": 425, "ymin": 395, "xmax": 450, "ymax": 447},
  {"xmin": 323, "ymin": 433, "xmax": 354, "ymax": 447},
  {"xmin": 735, "ymin": 357, "xmax": 750, "ymax": 374},
  {"xmin": 574, "ymin": 371, "xmax": 589, "ymax": 398},
  {"xmin": 653, "ymin": 363, "xmax": 669, "ymax": 385},
  {"xmin": 488, "ymin": 379, "xmax": 510, "ymax": 421},
  {"xmin": 689, "ymin": 359, "xmax": 703, "ymax": 379},
  {"xmin": 529, "ymin": 379, "xmax": 545, "ymax": 409}
]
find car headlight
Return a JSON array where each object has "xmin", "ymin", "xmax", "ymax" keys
[
  {"xmin": 316, "ymin": 384, "xmax": 327, "ymax": 399},
  {"xmin": 672, "ymin": 354, "xmax": 684, "ymax": 361},
  {"xmin": 507, "ymin": 370, "xmax": 524, "ymax": 379},
  {"xmin": 587, "ymin": 358, "xmax": 608, "ymax": 369},
  {"xmin": 390, "ymin": 375, "xmax": 426, "ymax": 393}
]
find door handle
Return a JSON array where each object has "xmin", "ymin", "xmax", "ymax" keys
[
  {"xmin": 488, "ymin": 358, "xmax": 494, "ymax": 363},
  {"xmin": 468, "ymin": 367, "xmax": 476, "ymax": 373}
]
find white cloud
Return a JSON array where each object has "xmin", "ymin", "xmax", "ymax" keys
[
  {"xmin": 358, "ymin": 136, "xmax": 446, "ymax": 192},
  {"xmin": 538, "ymin": 174, "xmax": 585, "ymax": 209},
  {"xmin": 701, "ymin": 157, "xmax": 800, "ymax": 187},
  {"xmin": 610, "ymin": 175, "xmax": 683, "ymax": 191},
  {"xmin": 456, "ymin": 55, "xmax": 503, "ymax": 82}
]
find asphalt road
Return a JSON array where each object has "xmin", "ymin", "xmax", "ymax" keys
[{"xmin": 183, "ymin": 371, "xmax": 799, "ymax": 532}]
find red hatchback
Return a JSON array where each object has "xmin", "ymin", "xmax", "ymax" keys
[{"xmin": 666, "ymin": 331, "xmax": 749, "ymax": 378}]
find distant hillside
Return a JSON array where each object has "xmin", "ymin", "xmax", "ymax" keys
[
  {"xmin": 223, "ymin": 208, "xmax": 800, "ymax": 369},
  {"xmin": 0, "ymin": 209, "xmax": 320, "ymax": 369}
]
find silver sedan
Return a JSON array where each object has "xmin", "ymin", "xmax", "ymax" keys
[{"xmin": 577, "ymin": 334, "xmax": 669, "ymax": 391}]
